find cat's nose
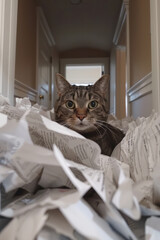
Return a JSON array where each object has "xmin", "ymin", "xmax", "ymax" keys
[{"xmin": 77, "ymin": 114, "xmax": 86, "ymax": 121}]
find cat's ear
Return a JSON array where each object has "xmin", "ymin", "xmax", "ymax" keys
[
  {"xmin": 56, "ymin": 73, "xmax": 71, "ymax": 96},
  {"xmin": 93, "ymin": 74, "xmax": 110, "ymax": 97}
]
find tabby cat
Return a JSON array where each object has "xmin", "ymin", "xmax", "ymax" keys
[{"xmin": 55, "ymin": 73, "xmax": 124, "ymax": 156}]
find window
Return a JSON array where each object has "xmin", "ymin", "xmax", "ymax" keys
[{"xmin": 66, "ymin": 64, "xmax": 104, "ymax": 85}]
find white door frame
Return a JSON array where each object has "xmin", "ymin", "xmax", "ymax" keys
[
  {"xmin": 0, "ymin": 0, "xmax": 18, "ymax": 105},
  {"xmin": 150, "ymin": 0, "xmax": 160, "ymax": 112}
]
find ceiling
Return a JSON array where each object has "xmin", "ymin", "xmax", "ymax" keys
[{"xmin": 37, "ymin": 0, "xmax": 122, "ymax": 56}]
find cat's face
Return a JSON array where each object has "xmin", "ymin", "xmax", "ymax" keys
[{"xmin": 55, "ymin": 74, "xmax": 109, "ymax": 133}]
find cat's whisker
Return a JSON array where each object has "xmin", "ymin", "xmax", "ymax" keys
[
  {"xmin": 96, "ymin": 120, "xmax": 119, "ymax": 132},
  {"xmin": 93, "ymin": 125, "xmax": 104, "ymax": 138},
  {"xmin": 95, "ymin": 122, "xmax": 109, "ymax": 129},
  {"xmin": 94, "ymin": 122, "xmax": 109, "ymax": 136},
  {"xmin": 94, "ymin": 125, "xmax": 107, "ymax": 135},
  {"xmin": 96, "ymin": 119, "xmax": 111, "ymax": 124},
  {"xmin": 107, "ymin": 127, "xmax": 122, "ymax": 139},
  {"xmin": 96, "ymin": 121, "xmax": 119, "ymax": 138},
  {"xmin": 94, "ymin": 121, "xmax": 108, "ymax": 132}
]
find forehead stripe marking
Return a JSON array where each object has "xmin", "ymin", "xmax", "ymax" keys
[{"xmin": 88, "ymin": 93, "xmax": 92, "ymax": 100}]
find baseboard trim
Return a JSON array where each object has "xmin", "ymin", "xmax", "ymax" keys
[
  {"xmin": 127, "ymin": 73, "xmax": 152, "ymax": 102},
  {"xmin": 14, "ymin": 79, "xmax": 38, "ymax": 103}
]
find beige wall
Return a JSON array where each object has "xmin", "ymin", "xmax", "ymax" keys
[
  {"xmin": 130, "ymin": 0, "xmax": 151, "ymax": 86},
  {"xmin": 131, "ymin": 93, "xmax": 152, "ymax": 118},
  {"xmin": 15, "ymin": 0, "xmax": 37, "ymax": 89}
]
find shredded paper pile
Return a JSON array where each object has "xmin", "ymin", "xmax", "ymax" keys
[{"xmin": 0, "ymin": 95, "xmax": 160, "ymax": 240}]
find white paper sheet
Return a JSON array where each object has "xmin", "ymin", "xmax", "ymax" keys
[
  {"xmin": 1, "ymin": 188, "xmax": 80, "ymax": 218},
  {"xmin": 60, "ymin": 199, "xmax": 124, "ymax": 240},
  {"xmin": 145, "ymin": 217, "xmax": 160, "ymax": 240},
  {"xmin": 0, "ymin": 207, "xmax": 48, "ymax": 240}
]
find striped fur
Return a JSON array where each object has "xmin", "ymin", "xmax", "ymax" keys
[{"xmin": 55, "ymin": 74, "xmax": 124, "ymax": 156}]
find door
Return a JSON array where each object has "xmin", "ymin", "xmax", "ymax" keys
[{"xmin": 37, "ymin": 8, "xmax": 54, "ymax": 110}]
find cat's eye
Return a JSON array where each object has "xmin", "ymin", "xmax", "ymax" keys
[
  {"xmin": 66, "ymin": 100, "xmax": 75, "ymax": 109},
  {"xmin": 88, "ymin": 100, "xmax": 98, "ymax": 109}
]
